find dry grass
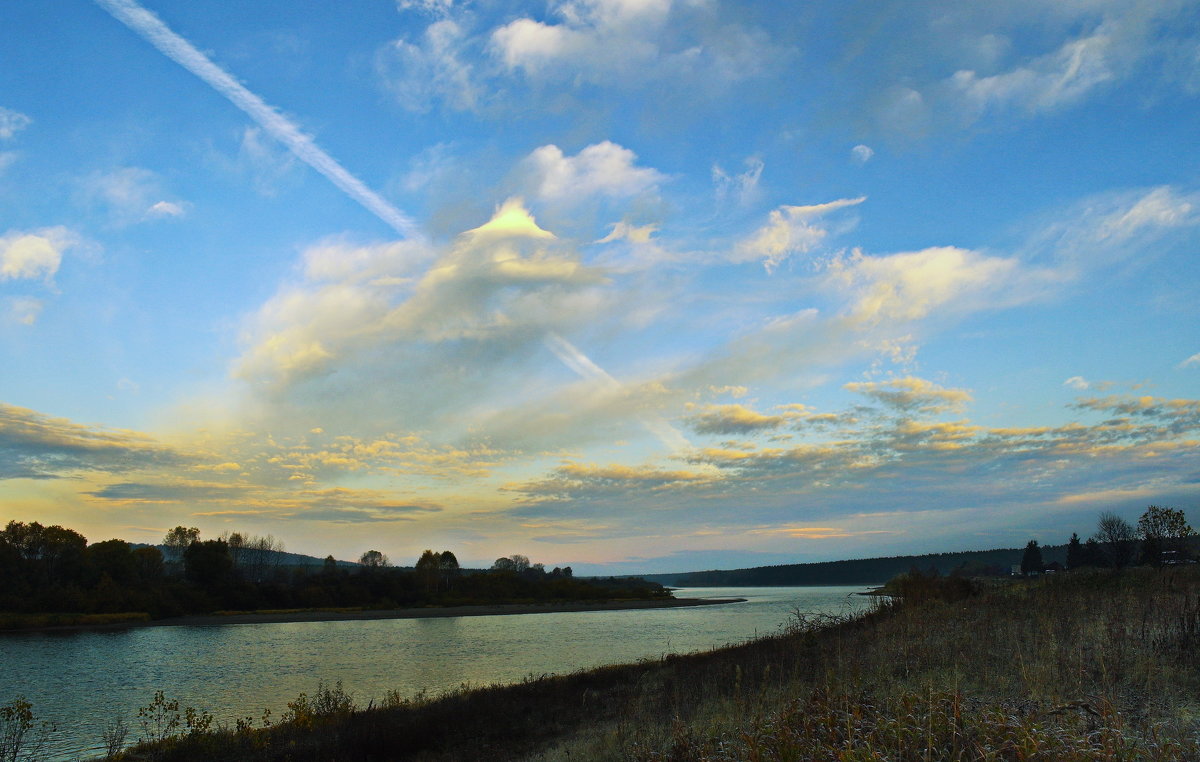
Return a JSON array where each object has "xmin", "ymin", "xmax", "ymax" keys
[{"xmin": 80, "ymin": 566, "xmax": 1200, "ymax": 760}]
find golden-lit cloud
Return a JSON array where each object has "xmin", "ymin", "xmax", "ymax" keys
[{"xmin": 844, "ymin": 377, "xmax": 972, "ymax": 414}]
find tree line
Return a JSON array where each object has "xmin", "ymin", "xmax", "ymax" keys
[
  {"xmin": 1020, "ymin": 505, "xmax": 1196, "ymax": 575},
  {"xmin": 0, "ymin": 521, "xmax": 665, "ymax": 621}
]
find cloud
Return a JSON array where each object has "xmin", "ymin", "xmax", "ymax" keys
[
  {"xmin": 1181, "ymin": 353, "xmax": 1200, "ymax": 369},
  {"xmin": 521, "ymin": 142, "xmax": 665, "ymax": 204},
  {"xmin": 397, "ymin": 0, "xmax": 456, "ymax": 15},
  {"xmin": 850, "ymin": 145, "xmax": 874, "ymax": 164},
  {"xmin": 1063, "ymin": 376, "xmax": 1091, "ymax": 390},
  {"xmin": 826, "ymin": 245, "xmax": 1044, "ymax": 326},
  {"xmin": 595, "ymin": 221, "xmax": 658, "ymax": 244},
  {"xmin": 949, "ymin": 30, "xmax": 1114, "ymax": 120},
  {"xmin": 850, "ymin": 2, "xmax": 1199, "ymax": 139},
  {"xmin": 0, "ymin": 227, "xmax": 75, "ymax": 283},
  {"xmin": 6, "ymin": 297, "xmax": 43, "ymax": 326},
  {"xmin": 844, "ymin": 376, "xmax": 972, "ymax": 414},
  {"xmin": 734, "ymin": 197, "xmax": 864, "ymax": 273},
  {"xmin": 505, "ymin": 461, "xmax": 716, "ymax": 505},
  {"xmin": 77, "ymin": 167, "xmax": 187, "ymax": 225},
  {"xmin": 232, "ymin": 196, "xmax": 604, "ymax": 396},
  {"xmin": 146, "ymin": 200, "xmax": 188, "ymax": 219},
  {"xmin": 94, "ymin": 0, "xmax": 421, "ymax": 239},
  {"xmin": 489, "ymin": 0, "xmax": 770, "ymax": 89},
  {"xmin": 491, "ymin": 0, "xmax": 673, "ymax": 78},
  {"xmin": 1020, "ymin": 186, "xmax": 1199, "ymax": 274},
  {"xmin": 0, "ymin": 403, "xmax": 182, "ymax": 480},
  {"xmin": 377, "ymin": 18, "xmax": 480, "ymax": 112},
  {"xmin": 713, "ymin": 157, "xmax": 764, "ymax": 207},
  {"xmin": 687, "ymin": 404, "xmax": 788, "ymax": 435},
  {"xmin": 225, "ymin": 127, "xmax": 300, "ymax": 196},
  {"xmin": 0, "ymin": 107, "xmax": 31, "ymax": 140}
]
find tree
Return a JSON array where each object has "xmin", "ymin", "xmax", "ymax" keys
[
  {"xmin": 1065, "ymin": 532, "xmax": 1085, "ymax": 569},
  {"xmin": 1020, "ymin": 540, "xmax": 1043, "ymax": 575},
  {"xmin": 86, "ymin": 539, "xmax": 137, "ymax": 585},
  {"xmin": 415, "ymin": 549, "xmax": 440, "ymax": 594},
  {"xmin": 183, "ymin": 539, "xmax": 233, "ymax": 588},
  {"xmin": 1094, "ymin": 512, "xmax": 1137, "ymax": 569},
  {"xmin": 162, "ymin": 526, "xmax": 200, "ymax": 563},
  {"xmin": 438, "ymin": 551, "xmax": 460, "ymax": 590},
  {"xmin": 1137, "ymin": 505, "xmax": 1195, "ymax": 564},
  {"xmin": 359, "ymin": 549, "xmax": 389, "ymax": 568},
  {"xmin": 2, "ymin": 521, "xmax": 87, "ymax": 584}
]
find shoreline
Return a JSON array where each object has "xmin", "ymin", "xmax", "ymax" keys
[{"xmin": 8, "ymin": 596, "xmax": 746, "ymax": 633}]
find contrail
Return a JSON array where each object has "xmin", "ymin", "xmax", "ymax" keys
[
  {"xmin": 97, "ymin": 0, "xmax": 688, "ymax": 454},
  {"xmin": 545, "ymin": 333, "xmax": 692, "ymax": 453},
  {"xmin": 94, "ymin": 0, "xmax": 421, "ymax": 240}
]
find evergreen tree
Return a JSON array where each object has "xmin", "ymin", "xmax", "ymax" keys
[
  {"xmin": 1066, "ymin": 532, "xmax": 1084, "ymax": 569},
  {"xmin": 1020, "ymin": 540, "xmax": 1043, "ymax": 575}
]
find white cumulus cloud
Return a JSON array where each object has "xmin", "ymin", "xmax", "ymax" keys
[
  {"xmin": 522, "ymin": 141, "xmax": 665, "ymax": 204},
  {"xmin": 0, "ymin": 227, "xmax": 75, "ymax": 283}
]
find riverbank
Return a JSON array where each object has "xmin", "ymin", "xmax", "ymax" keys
[
  {"xmin": 2, "ymin": 596, "xmax": 744, "ymax": 634},
  {"xmin": 102, "ymin": 566, "xmax": 1199, "ymax": 761}
]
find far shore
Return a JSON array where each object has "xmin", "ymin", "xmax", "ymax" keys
[{"xmin": 10, "ymin": 596, "xmax": 746, "ymax": 634}]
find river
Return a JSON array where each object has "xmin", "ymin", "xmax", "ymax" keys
[{"xmin": 0, "ymin": 586, "xmax": 874, "ymax": 760}]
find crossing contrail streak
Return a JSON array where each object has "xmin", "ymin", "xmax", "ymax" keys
[
  {"xmin": 545, "ymin": 333, "xmax": 692, "ymax": 453},
  {"xmin": 94, "ymin": 0, "xmax": 422, "ymax": 240},
  {"xmin": 97, "ymin": 0, "xmax": 689, "ymax": 454}
]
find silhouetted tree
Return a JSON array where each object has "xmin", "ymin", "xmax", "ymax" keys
[
  {"xmin": 2, "ymin": 521, "xmax": 88, "ymax": 584},
  {"xmin": 1095, "ymin": 512, "xmax": 1137, "ymax": 569},
  {"xmin": 1020, "ymin": 540, "xmax": 1043, "ymax": 575},
  {"xmin": 438, "ymin": 551, "xmax": 460, "ymax": 590},
  {"xmin": 86, "ymin": 539, "xmax": 137, "ymax": 585},
  {"xmin": 493, "ymin": 554, "xmax": 530, "ymax": 573},
  {"xmin": 162, "ymin": 526, "xmax": 200, "ymax": 563},
  {"xmin": 359, "ymin": 549, "xmax": 389, "ymax": 568},
  {"xmin": 183, "ymin": 540, "xmax": 233, "ymax": 588},
  {"xmin": 415, "ymin": 549, "xmax": 440, "ymax": 594},
  {"xmin": 1066, "ymin": 533, "xmax": 1085, "ymax": 569},
  {"xmin": 1137, "ymin": 505, "xmax": 1195, "ymax": 564},
  {"xmin": 132, "ymin": 546, "xmax": 164, "ymax": 582}
]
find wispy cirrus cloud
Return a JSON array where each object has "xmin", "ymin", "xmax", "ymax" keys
[{"xmin": 0, "ymin": 107, "xmax": 31, "ymax": 140}]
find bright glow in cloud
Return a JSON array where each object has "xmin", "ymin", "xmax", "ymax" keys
[{"xmin": 93, "ymin": 0, "xmax": 422, "ymax": 240}]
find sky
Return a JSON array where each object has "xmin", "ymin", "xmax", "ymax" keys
[{"xmin": 1, "ymin": 0, "xmax": 1198, "ymax": 574}]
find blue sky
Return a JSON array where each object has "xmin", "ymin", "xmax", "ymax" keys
[{"xmin": 1, "ymin": 0, "xmax": 1198, "ymax": 573}]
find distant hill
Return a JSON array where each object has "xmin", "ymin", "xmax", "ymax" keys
[
  {"xmin": 135, "ymin": 544, "xmax": 360, "ymax": 569},
  {"xmin": 641, "ymin": 545, "xmax": 1068, "ymax": 587}
]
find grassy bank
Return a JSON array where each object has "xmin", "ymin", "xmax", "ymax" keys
[{"xmin": 9, "ymin": 567, "xmax": 1199, "ymax": 760}]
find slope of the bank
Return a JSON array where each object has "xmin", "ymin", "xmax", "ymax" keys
[{"xmin": 111, "ymin": 567, "xmax": 1200, "ymax": 761}]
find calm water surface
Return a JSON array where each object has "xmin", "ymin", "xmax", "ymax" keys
[{"xmin": 0, "ymin": 586, "xmax": 872, "ymax": 760}]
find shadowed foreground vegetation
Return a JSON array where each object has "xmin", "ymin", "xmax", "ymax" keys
[{"xmin": 19, "ymin": 565, "xmax": 1191, "ymax": 761}]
